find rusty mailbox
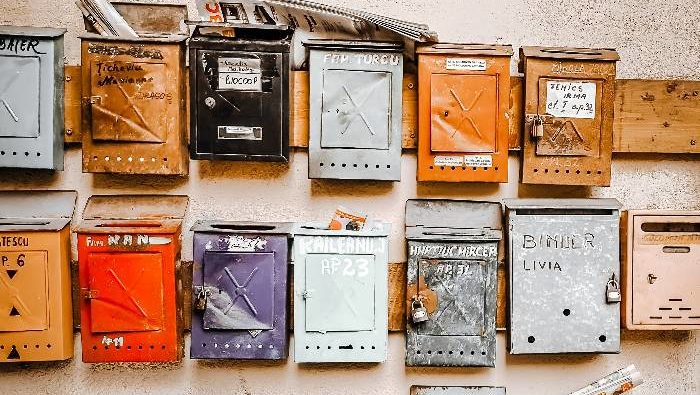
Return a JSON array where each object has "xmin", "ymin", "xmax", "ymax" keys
[
  {"xmin": 417, "ymin": 44, "xmax": 512, "ymax": 183},
  {"xmin": 191, "ymin": 221, "xmax": 291, "ymax": 359},
  {"xmin": 0, "ymin": 26, "xmax": 65, "ymax": 170},
  {"xmin": 624, "ymin": 211, "xmax": 700, "ymax": 330},
  {"xmin": 76, "ymin": 194, "xmax": 188, "ymax": 363},
  {"xmin": 520, "ymin": 46, "xmax": 619, "ymax": 186},
  {"xmin": 80, "ymin": 3, "xmax": 189, "ymax": 175},
  {"xmin": 189, "ymin": 24, "xmax": 292, "ymax": 162},
  {"xmin": 306, "ymin": 40, "xmax": 404, "ymax": 181},
  {"xmin": 293, "ymin": 223, "xmax": 389, "ymax": 362},
  {"xmin": 506, "ymin": 199, "xmax": 621, "ymax": 354},
  {"xmin": 405, "ymin": 200, "xmax": 501, "ymax": 367},
  {"xmin": 0, "ymin": 191, "xmax": 76, "ymax": 362},
  {"xmin": 411, "ymin": 386, "xmax": 506, "ymax": 395}
]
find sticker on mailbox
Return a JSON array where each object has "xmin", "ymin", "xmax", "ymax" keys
[
  {"xmin": 218, "ymin": 58, "xmax": 262, "ymax": 91},
  {"xmin": 464, "ymin": 155, "xmax": 493, "ymax": 168},
  {"xmin": 446, "ymin": 58, "xmax": 487, "ymax": 71},
  {"xmin": 546, "ymin": 81, "xmax": 596, "ymax": 119},
  {"xmin": 218, "ymin": 126, "xmax": 262, "ymax": 140},
  {"xmin": 434, "ymin": 155, "xmax": 464, "ymax": 167}
]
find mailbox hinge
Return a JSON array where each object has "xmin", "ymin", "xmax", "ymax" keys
[
  {"xmin": 83, "ymin": 96, "xmax": 102, "ymax": 105},
  {"xmin": 80, "ymin": 288, "xmax": 99, "ymax": 299}
]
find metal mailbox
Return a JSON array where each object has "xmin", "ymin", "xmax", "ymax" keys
[
  {"xmin": 191, "ymin": 221, "xmax": 291, "ymax": 359},
  {"xmin": 624, "ymin": 210, "xmax": 700, "ymax": 330},
  {"xmin": 80, "ymin": 3, "xmax": 188, "ymax": 175},
  {"xmin": 76, "ymin": 194, "xmax": 188, "ymax": 363},
  {"xmin": 506, "ymin": 199, "xmax": 621, "ymax": 354},
  {"xmin": 520, "ymin": 46, "xmax": 619, "ymax": 186},
  {"xmin": 0, "ymin": 26, "xmax": 65, "ymax": 170},
  {"xmin": 411, "ymin": 386, "xmax": 506, "ymax": 395},
  {"xmin": 189, "ymin": 24, "xmax": 292, "ymax": 162},
  {"xmin": 416, "ymin": 44, "xmax": 512, "ymax": 183},
  {"xmin": 0, "ymin": 191, "xmax": 76, "ymax": 362},
  {"xmin": 293, "ymin": 223, "xmax": 389, "ymax": 362},
  {"xmin": 405, "ymin": 200, "xmax": 501, "ymax": 367},
  {"xmin": 306, "ymin": 40, "xmax": 404, "ymax": 181}
]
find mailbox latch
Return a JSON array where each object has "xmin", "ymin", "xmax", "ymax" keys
[
  {"xmin": 526, "ymin": 114, "xmax": 553, "ymax": 139},
  {"xmin": 80, "ymin": 288, "xmax": 99, "ymax": 299},
  {"xmin": 606, "ymin": 274, "xmax": 621, "ymax": 304}
]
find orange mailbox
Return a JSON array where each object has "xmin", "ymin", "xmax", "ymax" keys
[
  {"xmin": 0, "ymin": 191, "xmax": 76, "ymax": 362},
  {"xmin": 417, "ymin": 44, "xmax": 512, "ymax": 182},
  {"xmin": 76, "ymin": 195, "xmax": 188, "ymax": 362}
]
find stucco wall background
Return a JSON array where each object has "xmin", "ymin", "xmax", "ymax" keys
[{"xmin": 0, "ymin": 0, "xmax": 698, "ymax": 394}]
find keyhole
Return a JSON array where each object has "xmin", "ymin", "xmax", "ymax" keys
[{"xmin": 444, "ymin": 110, "xmax": 449, "ymax": 117}]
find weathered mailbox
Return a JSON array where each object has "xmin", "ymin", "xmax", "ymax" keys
[
  {"xmin": 80, "ymin": 3, "xmax": 189, "ymax": 175},
  {"xmin": 189, "ymin": 24, "xmax": 292, "ymax": 162},
  {"xmin": 520, "ymin": 46, "xmax": 619, "ymax": 186},
  {"xmin": 624, "ymin": 210, "xmax": 700, "ymax": 330},
  {"xmin": 0, "ymin": 191, "xmax": 76, "ymax": 362},
  {"xmin": 293, "ymin": 223, "xmax": 389, "ymax": 362},
  {"xmin": 506, "ymin": 199, "xmax": 621, "ymax": 354},
  {"xmin": 0, "ymin": 26, "xmax": 65, "ymax": 170},
  {"xmin": 306, "ymin": 40, "xmax": 404, "ymax": 181},
  {"xmin": 191, "ymin": 221, "xmax": 291, "ymax": 359},
  {"xmin": 411, "ymin": 386, "xmax": 506, "ymax": 395},
  {"xmin": 405, "ymin": 200, "xmax": 501, "ymax": 367},
  {"xmin": 416, "ymin": 44, "xmax": 512, "ymax": 183},
  {"xmin": 76, "ymin": 195, "xmax": 188, "ymax": 363}
]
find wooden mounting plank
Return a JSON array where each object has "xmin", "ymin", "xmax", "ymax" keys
[{"xmin": 64, "ymin": 65, "xmax": 82, "ymax": 143}]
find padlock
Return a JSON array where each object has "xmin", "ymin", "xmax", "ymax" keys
[
  {"xmin": 531, "ymin": 115, "xmax": 544, "ymax": 139},
  {"xmin": 411, "ymin": 298, "xmax": 429, "ymax": 323},
  {"xmin": 606, "ymin": 276, "xmax": 621, "ymax": 304},
  {"xmin": 194, "ymin": 287, "xmax": 209, "ymax": 311}
]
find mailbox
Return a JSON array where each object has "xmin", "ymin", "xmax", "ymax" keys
[
  {"xmin": 80, "ymin": 3, "xmax": 189, "ymax": 175},
  {"xmin": 405, "ymin": 200, "xmax": 501, "ymax": 367},
  {"xmin": 506, "ymin": 199, "xmax": 621, "ymax": 354},
  {"xmin": 416, "ymin": 44, "xmax": 512, "ymax": 183},
  {"xmin": 411, "ymin": 386, "xmax": 506, "ymax": 395},
  {"xmin": 191, "ymin": 221, "xmax": 291, "ymax": 359},
  {"xmin": 306, "ymin": 40, "xmax": 404, "ymax": 181},
  {"xmin": 76, "ymin": 194, "xmax": 188, "ymax": 363},
  {"xmin": 189, "ymin": 24, "xmax": 292, "ymax": 162},
  {"xmin": 0, "ymin": 26, "xmax": 65, "ymax": 170},
  {"xmin": 519, "ymin": 46, "xmax": 619, "ymax": 186},
  {"xmin": 293, "ymin": 223, "xmax": 389, "ymax": 362},
  {"xmin": 0, "ymin": 191, "xmax": 76, "ymax": 362},
  {"xmin": 624, "ymin": 211, "xmax": 700, "ymax": 330}
]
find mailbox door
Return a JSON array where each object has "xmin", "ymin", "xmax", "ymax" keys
[
  {"xmin": 202, "ymin": 251, "xmax": 274, "ymax": 330},
  {"xmin": 0, "ymin": 56, "xmax": 40, "ymax": 138},
  {"xmin": 87, "ymin": 252, "xmax": 164, "ymax": 333},
  {"xmin": 0, "ymin": 251, "xmax": 48, "ymax": 332},
  {"xmin": 430, "ymin": 74, "xmax": 497, "ymax": 154}
]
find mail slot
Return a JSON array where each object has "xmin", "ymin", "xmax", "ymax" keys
[
  {"xmin": 80, "ymin": 3, "xmax": 188, "ymax": 175},
  {"xmin": 624, "ymin": 210, "xmax": 700, "ymax": 330},
  {"xmin": 189, "ymin": 24, "xmax": 292, "ymax": 162},
  {"xmin": 416, "ymin": 44, "xmax": 512, "ymax": 183},
  {"xmin": 76, "ymin": 194, "xmax": 188, "ymax": 362},
  {"xmin": 293, "ymin": 223, "xmax": 389, "ymax": 362},
  {"xmin": 0, "ymin": 26, "xmax": 65, "ymax": 170},
  {"xmin": 411, "ymin": 386, "xmax": 506, "ymax": 395},
  {"xmin": 191, "ymin": 221, "xmax": 291, "ymax": 359},
  {"xmin": 405, "ymin": 200, "xmax": 501, "ymax": 367},
  {"xmin": 0, "ymin": 191, "xmax": 76, "ymax": 362},
  {"xmin": 306, "ymin": 40, "xmax": 404, "ymax": 181},
  {"xmin": 520, "ymin": 46, "xmax": 619, "ymax": 186},
  {"xmin": 506, "ymin": 199, "xmax": 621, "ymax": 354}
]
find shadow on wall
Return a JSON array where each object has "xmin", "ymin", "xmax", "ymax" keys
[
  {"xmin": 91, "ymin": 173, "xmax": 189, "ymax": 191},
  {"xmin": 0, "ymin": 169, "xmax": 61, "ymax": 186},
  {"xmin": 197, "ymin": 159, "xmax": 291, "ymax": 180}
]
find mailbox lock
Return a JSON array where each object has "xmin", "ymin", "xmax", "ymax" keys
[
  {"xmin": 194, "ymin": 287, "xmax": 210, "ymax": 311},
  {"xmin": 204, "ymin": 97, "xmax": 216, "ymax": 109},
  {"xmin": 647, "ymin": 273, "xmax": 658, "ymax": 284},
  {"xmin": 606, "ymin": 274, "xmax": 621, "ymax": 304},
  {"xmin": 411, "ymin": 296, "xmax": 429, "ymax": 324}
]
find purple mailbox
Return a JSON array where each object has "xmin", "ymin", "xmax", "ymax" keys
[{"xmin": 191, "ymin": 221, "xmax": 292, "ymax": 360}]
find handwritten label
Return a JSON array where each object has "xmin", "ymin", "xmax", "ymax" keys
[
  {"xmin": 446, "ymin": 58, "xmax": 486, "ymax": 71},
  {"xmin": 0, "ymin": 236, "xmax": 29, "ymax": 248},
  {"xmin": 297, "ymin": 236, "xmax": 386, "ymax": 255},
  {"xmin": 410, "ymin": 244, "xmax": 498, "ymax": 259},
  {"xmin": 218, "ymin": 58, "xmax": 261, "ymax": 91},
  {"xmin": 546, "ymin": 81, "xmax": 596, "ymax": 119},
  {"xmin": 101, "ymin": 336, "xmax": 124, "ymax": 347},
  {"xmin": 320, "ymin": 255, "xmax": 371, "ymax": 277},
  {"xmin": 464, "ymin": 155, "xmax": 493, "ymax": 168},
  {"xmin": 88, "ymin": 43, "xmax": 163, "ymax": 60},
  {"xmin": 205, "ymin": 235, "xmax": 267, "ymax": 252},
  {"xmin": 322, "ymin": 53, "xmax": 401, "ymax": 66},
  {"xmin": 434, "ymin": 155, "xmax": 463, "ymax": 167},
  {"xmin": 0, "ymin": 36, "xmax": 43, "ymax": 54}
]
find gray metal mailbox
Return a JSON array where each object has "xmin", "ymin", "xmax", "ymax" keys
[
  {"xmin": 293, "ymin": 222, "xmax": 389, "ymax": 363},
  {"xmin": 306, "ymin": 40, "xmax": 403, "ymax": 181},
  {"xmin": 505, "ymin": 199, "xmax": 622, "ymax": 354},
  {"xmin": 405, "ymin": 200, "xmax": 501, "ymax": 367},
  {"xmin": 411, "ymin": 386, "xmax": 506, "ymax": 395},
  {"xmin": 0, "ymin": 26, "xmax": 65, "ymax": 170}
]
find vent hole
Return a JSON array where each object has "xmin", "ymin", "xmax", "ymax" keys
[
  {"xmin": 599, "ymin": 335, "xmax": 607, "ymax": 342},
  {"xmin": 563, "ymin": 309, "xmax": 571, "ymax": 316},
  {"xmin": 339, "ymin": 345, "xmax": 353, "ymax": 350},
  {"xmin": 319, "ymin": 163, "xmax": 324, "ymax": 167},
  {"xmin": 528, "ymin": 336, "xmax": 536, "ymax": 343}
]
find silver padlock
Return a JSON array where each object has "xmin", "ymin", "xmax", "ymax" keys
[
  {"xmin": 411, "ymin": 298, "xmax": 429, "ymax": 324},
  {"xmin": 606, "ymin": 275, "xmax": 621, "ymax": 304},
  {"xmin": 194, "ymin": 287, "xmax": 209, "ymax": 311}
]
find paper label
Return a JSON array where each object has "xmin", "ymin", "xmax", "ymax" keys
[
  {"xmin": 546, "ymin": 81, "xmax": 596, "ymax": 119},
  {"xmin": 446, "ymin": 58, "xmax": 487, "ymax": 71},
  {"xmin": 217, "ymin": 126, "xmax": 262, "ymax": 140},
  {"xmin": 434, "ymin": 155, "xmax": 464, "ymax": 167},
  {"xmin": 218, "ymin": 58, "xmax": 262, "ymax": 91},
  {"xmin": 464, "ymin": 155, "xmax": 493, "ymax": 168}
]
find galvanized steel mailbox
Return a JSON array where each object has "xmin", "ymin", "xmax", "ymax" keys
[
  {"xmin": 0, "ymin": 26, "xmax": 65, "ymax": 170},
  {"xmin": 0, "ymin": 191, "xmax": 76, "ymax": 362},
  {"xmin": 405, "ymin": 200, "xmax": 501, "ymax": 367},
  {"xmin": 293, "ymin": 223, "xmax": 389, "ymax": 362},
  {"xmin": 506, "ymin": 199, "xmax": 621, "ymax": 354},
  {"xmin": 416, "ymin": 44, "xmax": 512, "ymax": 183},
  {"xmin": 411, "ymin": 386, "xmax": 506, "ymax": 395},
  {"xmin": 520, "ymin": 46, "xmax": 619, "ymax": 186},
  {"xmin": 189, "ymin": 24, "xmax": 292, "ymax": 162},
  {"xmin": 624, "ymin": 210, "xmax": 700, "ymax": 330},
  {"xmin": 191, "ymin": 221, "xmax": 291, "ymax": 359},
  {"xmin": 306, "ymin": 40, "xmax": 404, "ymax": 181},
  {"xmin": 80, "ymin": 3, "xmax": 189, "ymax": 175},
  {"xmin": 77, "ymin": 195, "xmax": 188, "ymax": 363}
]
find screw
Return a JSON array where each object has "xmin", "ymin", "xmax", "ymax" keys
[
  {"xmin": 66, "ymin": 129, "xmax": 73, "ymax": 135},
  {"xmin": 65, "ymin": 75, "xmax": 72, "ymax": 82},
  {"xmin": 691, "ymin": 139, "xmax": 697, "ymax": 146},
  {"xmin": 407, "ymin": 82, "xmax": 415, "ymax": 89}
]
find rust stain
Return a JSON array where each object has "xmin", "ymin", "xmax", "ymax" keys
[
  {"xmin": 406, "ymin": 276, "xmax": 438, "ymax": 317},
  {"xmin": 641, "ymin": 92, "xmax": 655, "ymax": 102},
  {"xmin": 663, "ymin": 121, "xmax": 671, "ymax": 128}
]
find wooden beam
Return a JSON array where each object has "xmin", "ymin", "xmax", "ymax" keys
[{"xmin": 64, "ymin": 65, "xmax": 82, "ymax": 143}]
